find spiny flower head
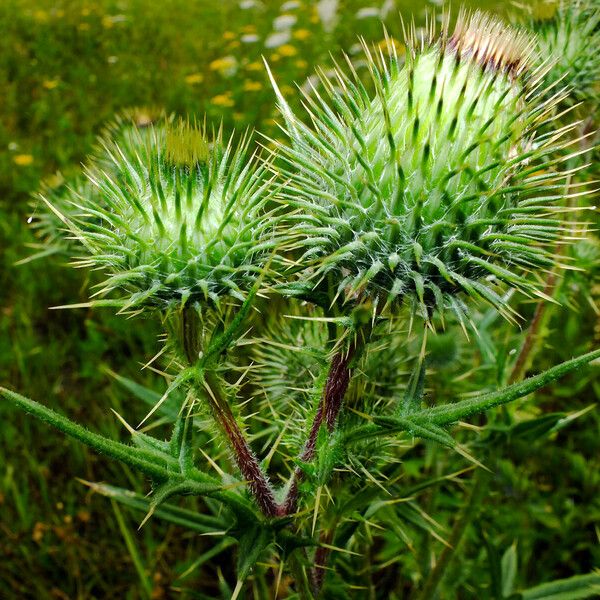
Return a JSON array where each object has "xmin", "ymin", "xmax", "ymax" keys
[
  {"xmin": 30, "ymin": 109, "xmax": 172, "ymax": 260},
  {"xmin": 532, "ymin": 0, "xmax": 600, "ymax": 107},
  {"xmin": 270, "ymin": 10, "xmax": 583, "ymax": 324},
  {"xmin": 47, "ymin": 119, "xmax": 279, "ymax": 312}
]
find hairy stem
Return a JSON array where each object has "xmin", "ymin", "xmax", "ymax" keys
[
  {"xmin": 176, "ymin": 303, "xmax": 279, "ymax": 517},
  {"xmin": 313, "ymin": 529, "xmax": 334, "ymax": 592},
  {"xmin": 282, "ymin": 326, "xmax": 370, "ymax": 515},
  {"xmin": 201, "ymin": 371, "xmax": 279, "ymax": 518}
]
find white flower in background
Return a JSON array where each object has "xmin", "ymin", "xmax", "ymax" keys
[
  {"xmin": 265, "ymin": 31, "xmax": 290, "ymax": 48},
  {"xmin": 273, "ymin": 14, "xmax": 297, "ymax": 30},
  {"xmin": 356, "ymin": 7, "xmax": 379, "ymax": 20},
  {"xmin": 317, "ymin": 0, "xmax": 338, "ymax": 32}
]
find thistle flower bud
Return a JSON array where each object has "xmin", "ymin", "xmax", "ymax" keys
[
  {"xmin": 271, "ymin": 11, "xmax": 580, "ymax": 323},
  {"xmin": 46, "ymin": 119, "xmax": 278, "ymax": 312},
  {"xmin": 532, "ymin": 0, "xmax": 600, "ymax": 107}
]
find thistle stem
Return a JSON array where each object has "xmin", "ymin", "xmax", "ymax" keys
[
  {"xmin": 201, "ymin": 371, "xmax": 279, "ymax": 518},
  {"xmin": 508, "ymin": 270, "xmax": 557, "ymax": 384},
  {"xmin": 313, "ymin": 529, "xmax": 334, "ymax": 592},
  {"xmin": 176, "ymin": 305, "xmax": 279, "ymax": 517},
  {"xmin": 282, "ymin": 328, "xmax": 367, "ymax": 515}
]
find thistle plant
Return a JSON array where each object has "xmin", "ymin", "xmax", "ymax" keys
[{"xmin": 3, "ymin": 8, "xmax": 600, "ymax": 599}]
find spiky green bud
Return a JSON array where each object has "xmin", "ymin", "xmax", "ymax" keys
[
  {"xmin": 271, "ymin": 11, "xmax": 581, "ymax": 323},
  {"xmin": 46, "ymin": 119, "xmax": 278, "ymax": 312},
  {"xmin": 532, "ymin": 0, "xmax": 600, "ymax": 107}
]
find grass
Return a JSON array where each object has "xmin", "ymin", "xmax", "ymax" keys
[{"xmin": 0, "ymin": 0, "xmax": 598, "ymax": 598}]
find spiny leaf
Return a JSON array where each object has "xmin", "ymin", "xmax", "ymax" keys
[{"xmin": 81, "ymin": 480, "xmax": 227, "ymax": 534}]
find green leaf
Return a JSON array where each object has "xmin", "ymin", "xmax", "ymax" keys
[
  {"xmin": 1, "ymin": 386, "xmax": 176, "ymax": 480},
  {"xmin": 520, "ymin": 572, "xmax": 600, "ymax": 600},
  {"xmin": 501, "ymin": 543, "xmax": 518, "ymax": 598},
  {"xmin": 374, "ymin": 415, "xmax": 455, "ymax": 447},
  {"xmin": 509, "ymin": 413, "xmax": 574, "ymax": 441},
  {"xmin": 426, "ymin": 349, "xmax": 600, "ymax": 426},
  {"xmin": 81, "ymin": 481, "xmax": 228, "ymax": 534},
  {"xmin": 399, "ymin": 353, "xmax": 426, "ymax": 416},
  {"xmin": 1, "ymin": 387, "xmax": 259, "ymax": 522},
  {"xmin": 112, "ymin": 500, "xmax": 153, "ymax": 599},
  {"xmin": 344, "ymin": 349, "xmax": 600, "ymax": 445},
  {"xmin": 236, "ymin": 523, "xmax": 273, "ymax": 581}
]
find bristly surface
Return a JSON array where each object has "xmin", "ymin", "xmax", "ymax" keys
[
  {"xmin": 43, "ymin": 119, "xmax": 280, "ymax": 313},
  {"xmin": 30, "ymin": 109, "xmax": 172, "ymax": 260},
  {"xmin": 532, "ymin": 0, "xmax": 600, "ymax": 106},
  {"xmin": 268, "ymin": 10, "xmax": 589, "ymax": 325}
]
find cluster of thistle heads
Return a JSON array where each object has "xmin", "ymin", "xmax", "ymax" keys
[{"xmin": 35, "ymin": 5, "xmax": 599, "ymax": 328}]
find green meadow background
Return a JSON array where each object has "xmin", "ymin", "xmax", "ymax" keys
[{"xmin": 1, "ymin": 1, "xmax": 598, "ymax": 598}]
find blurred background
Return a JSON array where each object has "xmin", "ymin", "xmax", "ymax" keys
[{"xmin": 1, "ymin": 1, "xmax": 598, "ymax": 598}]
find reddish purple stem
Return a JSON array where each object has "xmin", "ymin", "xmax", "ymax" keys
[
  {"xmin": 282, "ymin": 344, "xmax": 358, "ymax": 515},
  {"xmin": 204, "ymin": 372, "xmax": 280, "ymax": 518}
]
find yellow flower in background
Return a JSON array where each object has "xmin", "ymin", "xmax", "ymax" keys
[
  {"xmin": 42, "ymin": 79, "xmax": 59, "ymax": 90},
  {"xmin": 222, "ymin": 31, "xmax": 236, "ymax": 41},
  {"xmin": 241, "ymin": 24, "xmax": 257, "ymax": 33},
  {"xmin": 243, "ymin": 80, "xmax": 263, "ymax": 92},
  {"xmin": 33, "ymin": 10, "xmax": 48, "ymax": 22},
  {"xmin": 293, "ymin": 29, "xmax": 311, "ymax": 40},
  {"xmin": 102, "ymin": 15, "xmax": 114, "ymax": 28},
  {"xmin": 210, "ymin": 57, "xmax": 232, "ymax": 71},
  {"xmin": 184, "ymin": 73, "xmax": 204, "ymax": 85},
  {"xmin": 14, "ymin": 154, "xmax": 34, "ymax": 166},
  {"xmin": 211, "ymin": 92, "xmax": 235, "ymax": 107},
  {"xmin": 228, "ymin": 40, "xmax": 241, "ymax": 49},
  {"xmin": 270, "ymin": 53, "xmax": 281, "ymax": 62},
  {"xmin": 294, "ymin": 59, "xmax": 308, "ymax": 69},
  {"xmin": 280, "ymin": 84, "xmax": 295, "ymax": 95},
  {"xmin": 278, "ymin": 44, "xmax": 298, "ymax": 57},
  {"xmin": 209, "ymin": 55, "xmax": 238, "ymax": 77}
]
